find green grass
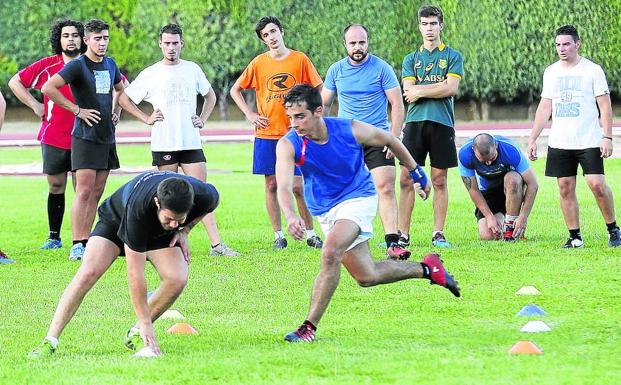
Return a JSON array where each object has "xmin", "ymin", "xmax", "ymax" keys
[{"xmin": 1, "ymin": 142, "xmax": 620, "ymax": 385}]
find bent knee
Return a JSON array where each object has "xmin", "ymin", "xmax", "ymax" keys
[
  {"xmin": 163, "ymin": 274, "xmax": 188, "ymax": 293},
  {"xmin": 292, "ymin": 185, "xmax": 304, "ymax": 197},
  {"xmin": 354, "ymin": 275, "xmax": 378, "ymax": 287}
]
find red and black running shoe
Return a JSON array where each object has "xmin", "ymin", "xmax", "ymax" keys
[
  {"xmin": 387, "ymin": 243, "xmax": 411, "ymax": 260},
  {"xmin": 422, "ymin": 253, "xmax": 460, "ymax": 297},
  {"xmin": 284, "ymin": 323, "xmax": 315, "ymax": 342}
]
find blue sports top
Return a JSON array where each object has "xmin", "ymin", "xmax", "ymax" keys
[
  {"xmin": 284, "ymin": 117, "xmax": 376, "ymax": 216},
  {"xmin": 324, "ymin": 54, "xmax": 399, "ymax": 130},
  {"xmin": 458, "ymin": 135, "xmax": 530, "ymax": 191}
]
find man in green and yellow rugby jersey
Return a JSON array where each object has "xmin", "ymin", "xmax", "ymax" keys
[{"xmin": 399, "ymin": 4, "xmax": 464, "ymax": 248}]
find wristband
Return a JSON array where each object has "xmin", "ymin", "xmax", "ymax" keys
[
  {"xmin": 409, "ymin": 165, "xmax": 428, "ymax": 188},
  {"xmin": 603, "ymin": 136, "xmax": 613, "ymax": 141},
  {"xmin": 74, "ymin": 107, "xmax": 80, "ymax": 116}
]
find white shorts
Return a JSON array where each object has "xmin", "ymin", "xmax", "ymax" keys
[{"xmin": 317, "ymin": 195, "xmax": 378, "ymax": 251}]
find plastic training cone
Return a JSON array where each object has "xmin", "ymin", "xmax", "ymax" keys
[
  {"xmin": 516, "ymin": 286, "xmax": 541, "ymax": 296},
  {"xmin": 166, "ymin": 322, "xmax": 198, "ymax": 334},
  {"xmin": 516, "ymin": 304, "xmax": 547, "ymax": 316},
  {"xmin": 520, "ymin": 320, "xmax": 552, "ymax": 333},
  {"xmin": 508, "ymin": 340, "xmax": 543, "ymax": 354},
  {"xmin": 161, "ymin": 309, "xmax": 185, "ymax": 320}
]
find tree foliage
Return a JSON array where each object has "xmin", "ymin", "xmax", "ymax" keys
[{"xmin": 1, "ymin": 0, "xmax": 619, "ymax": 115}]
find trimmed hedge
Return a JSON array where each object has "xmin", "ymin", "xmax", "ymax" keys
[{"xmin": 1, "ymin": 0, "xmax": 618, "ymax": 115}]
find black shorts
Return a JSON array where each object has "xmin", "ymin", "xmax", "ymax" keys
[
  {"xmin": 545, "ymin": 147, "xmax": 604, "ymax": 177},
  {"xmin": 474, "ymin": 186, "xmax": 506, "ymax": 221},
  {"xmin": 152, "ymin": 149, "xmax": 206, "ymax": 167},
  {"xmin": 41, "ymin": 144, "xmax": 72, "ymax": 175},
  {"xmin": 363, "ymin": 145, "xmax": 395, "ymax": 170},
  {"xmin": 71, "ymin": 137, "xmax": 120, "ymax": 171},
  {"xmin": 91, "ymin": 220, "xmax": 178, "ymax": 257},
  {"xmin": 401, "ymin": 121, "xmax": 457, "ymax": 169}
]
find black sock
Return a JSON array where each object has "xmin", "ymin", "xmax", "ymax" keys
[
  {"xmin": 421, "ymin": 263, "xmax": 431, "ymax": 279},
  {"xmin": 569, "ymin": 229, "xmax": 582, "ymax": 240},
  {"xmin": 385, "ymin": 233, "xmax": 400, "ymax": 247},
  {"xmin": 73, "ymin": 239, "xmax": 88, "ymax": 246},
  {"xmin": 47, "ymin": 193, "xmax": 65, "ymax": 239},
  {"xmin": 606, "ymin": 222, "xmax": 618, "ymax": 232},
  {"xmin": 303, "ymin": 320, "xmax": 317, "ymax": 331}
]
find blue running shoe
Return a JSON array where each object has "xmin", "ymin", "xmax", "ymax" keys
[
  {"xmin": 284, "ymin": 323, "xmax": 315, "ymax": 342},
  {"xmin": 608, "ymin": 228, "xmax": 621, "ymax": 248},
  {"xmin": 432, "ymin": 232, "xmax": 451, "ymax": 248},
  {"xmin": 69, "ymin": 242, "xmax": 85, "ymax": 261},
  {"xmin": 0, "ymin": 249, "xmax": 14, "ymax": 264},
  {"xmin": 273, "ymin": 237, "xmax": 288, "ymax": 250},
  {"xmin": 41, "ymin": 238, "xmax": 62, "ymax": 250}
]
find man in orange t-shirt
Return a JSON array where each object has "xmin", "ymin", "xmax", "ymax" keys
[{"xmin": 231, "ymin": 16, "xmax": 324, "ymax": 250}]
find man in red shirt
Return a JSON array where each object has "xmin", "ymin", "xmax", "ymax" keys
[{"xmin": 9, "ymin": 19, "xmax": 86, "ymax": 250}]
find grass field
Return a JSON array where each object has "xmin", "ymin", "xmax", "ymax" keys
[{"xmin": 0, "ymin": 142, "xmax": 620, "ymax": 385}]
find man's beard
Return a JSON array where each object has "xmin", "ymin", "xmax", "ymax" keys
[
  {"xmin": 348, "ymin": 50, "xmax": 368, "ymax": 63},
  {"xmin": 62, "ymin": 48, "xmax": 81, "ymax": 58}
]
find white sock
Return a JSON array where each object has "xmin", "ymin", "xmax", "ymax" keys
[
  {"xmin": 45, "ymin": 336, "xmax": 59, "ymax": 349},
  {"xmin": 306, "ymin": 229, "xmax": 316, "ymax": 239},
  {"xmin": 432, "ymin": 230, "xmax": 444, "ymax": 237},
  {"xmin": 274, "ymin": 231, "xmax": 284, "ymax": 240},
  {"xmin": 505, "ymin": 215, "xmax": 518, "ymax": 224}
]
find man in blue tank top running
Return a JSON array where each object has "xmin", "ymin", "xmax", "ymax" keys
[{"xmin": 276, "ymin": 84, "xmax": 461, "ymax": 343}]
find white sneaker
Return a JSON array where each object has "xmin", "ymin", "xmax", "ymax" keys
[
  {"xmin": 561, "ymin": 237, "xmax": 584, "ymax": 248},
  {"xmin": 69, "ymin": 242, "xmax": 85, "ymax": 261},
  {"xmin": 210, "ymin": 243, "xmax": 240, "ymax": 256}
]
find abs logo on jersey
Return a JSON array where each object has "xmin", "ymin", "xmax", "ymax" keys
[
  {"xmin": 425, "ymin": 63, "xmax": 434, "ymax": 71},
  {"xmin": 267, "ymin": 73, "xmax": 296, "ymax": 92},
  {"xmin": 438, "ymin": 59, "xmax": 447, "ymax": 69}
]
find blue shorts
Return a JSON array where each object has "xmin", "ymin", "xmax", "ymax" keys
[{"xmin": 253, "ymin": 138, "xmax": 302, "ymax": 176}]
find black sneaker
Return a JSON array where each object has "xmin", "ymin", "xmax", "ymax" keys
[
  {"xmin": 608, "ymin": 229, "xmax": 621, "ymax": 248},
  {"xmin": 274, "ymin": 237, "xmax": 288, "ymax": 249},
  {"xmin": 397, "ymin": 233, "xmax": 410, "ymax": 248},
  {"xmin": 561, "ymin": 237, "xmax": 584, "ymax": 248},
  {"xmin": 306, "ymin": 235, "xmax": 323, "ymax": 248}
]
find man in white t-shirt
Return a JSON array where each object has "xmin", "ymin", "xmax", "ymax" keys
[
  {"xmin": 528, "ymin": 25, "xmax": 620, "ymax": 248},
  {"xmin": 125, "ymin": 24, "xmax": 239, "ymax": 256}
]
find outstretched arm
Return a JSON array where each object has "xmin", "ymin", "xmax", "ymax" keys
[
  {"xmin": 125, "ymin": 246, "xmax": 161, "ymax": 355},
  {"xmin": 352, "ymin": 120, "xmax": 430, "ymax": 198}
]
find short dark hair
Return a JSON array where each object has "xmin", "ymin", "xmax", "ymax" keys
[
  {"xmin": 556, "ymin": 25, "xmax": 579, "ymax": 42},
  {"xmin": 473, "ymin": 133, "xmax": 496, "ymax": 157},
  {"xmin": 160, "ymin": 23, "xmax": 183, "ymax": 39},
  {"xmin": 84, "ymin": 19, "xmax": 109, "ymax": 35},
  {"xmin": 284, "ymin": 84, "xmax": 322, "ymax": 113},
  {"xmin": 255, "ymin": 16, "xmax": 283, "ymax": 40},
  {"xmin": 50, "ymin": 19, "xmax": 86, "ymax": 55},
  {"xmin": 418, "ymin": 5, "xmax": 444, "ymax": 23},
  {"xmin": 343, "ymin": 24, "xmax": 369, "ymax": 40},
  {"xmin": 156, "ymin": 178, "xmax": 194, "ymax": 214}
]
